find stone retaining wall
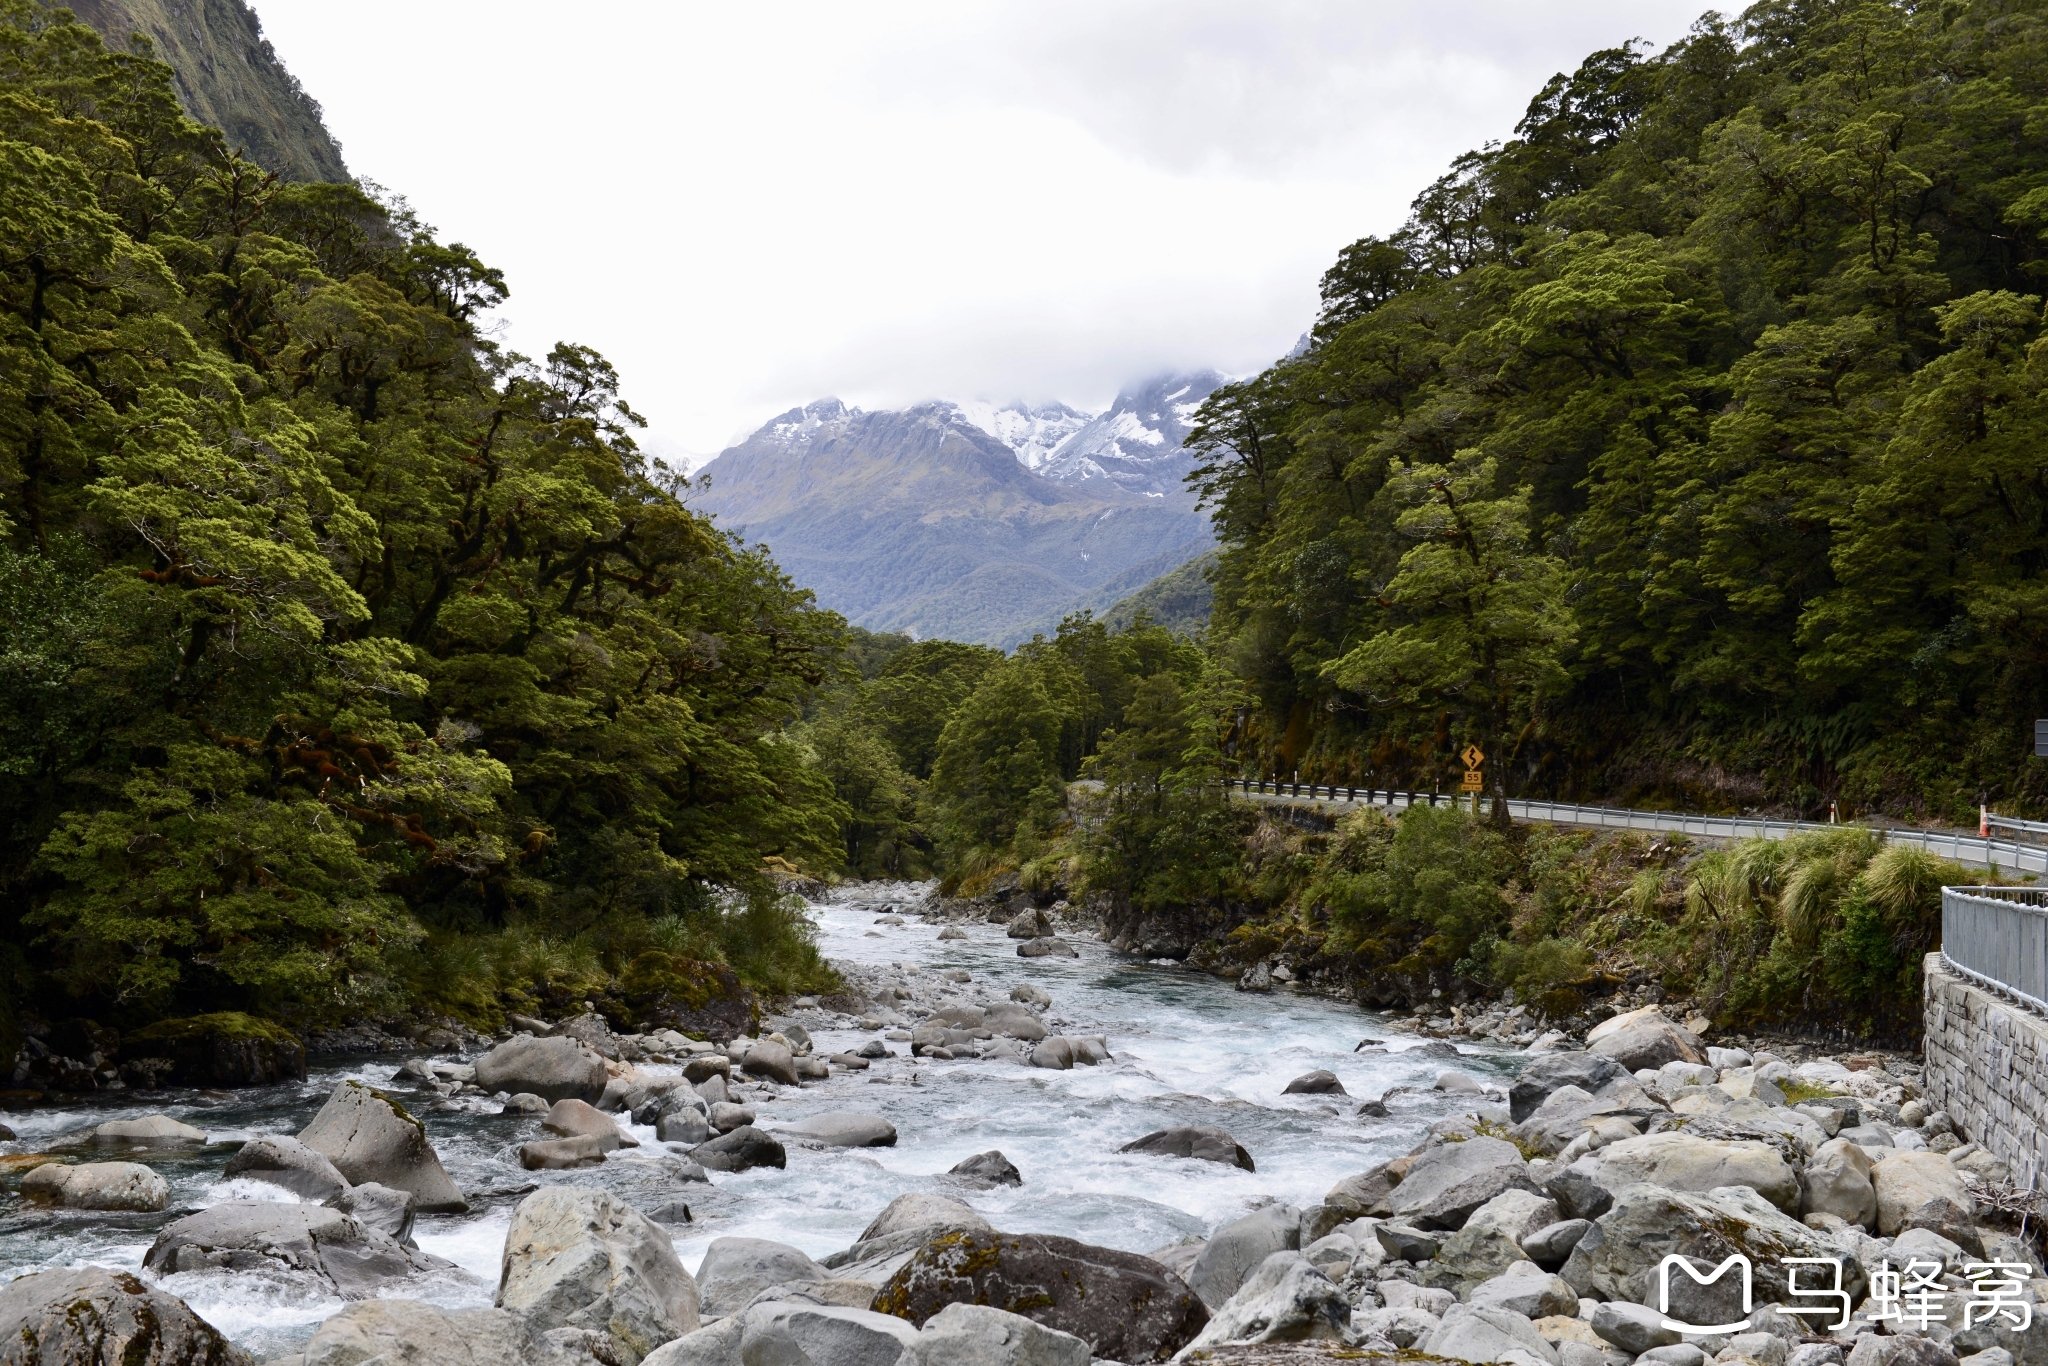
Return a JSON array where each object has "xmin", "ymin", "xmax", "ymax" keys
[{"xmin": 1923, "ymin": 950, "xmax": 2048, "ymax": 1182}]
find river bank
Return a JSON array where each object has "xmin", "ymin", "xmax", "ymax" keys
[{"xmin": 0, "ymin": 880, "xmax": 1501, "ymax": 1359}]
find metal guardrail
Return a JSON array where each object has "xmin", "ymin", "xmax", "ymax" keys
[
  {"xmin": 1219, "ymin": 779, "xmax": 2048, "ymax": 875},
  {"xmin": 1943, "ymin": 886, "xmax": 2048, "ymax": 1015},
  {"xmin": 1988, "ymin": 813, "xmax": 2048, "ymax": 841}
]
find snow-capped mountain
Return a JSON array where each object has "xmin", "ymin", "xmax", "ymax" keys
[
  {"xmin": 949, "ymin": 400, "xmax": 1095, "ymax": 472},
  {"xmin": 1036, "ymin": 371, "xmax": 1226, "ymax": 499}
]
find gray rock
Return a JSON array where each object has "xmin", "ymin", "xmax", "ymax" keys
[
  {"xmin": 1466, "ymin": 1189, "xmax": 1563, "ymax": 1245},
  {"xmin": 1016, "ymin": 938, "xmax": 1079, "ymax": 958},
  {"xmin": 1390, "ymin": 1136, "xmax": 1537, "ymax": 1230},
  {"xmin": 1188, "ymin": 1204, "xmax": 1301, "ymax": 1309},
  {"xmin": 504, "ymin": 1093, "xmax": 551, "ymax": 1115},
  {"xmin": 1544, "ymin": 1168, "xmax": 1614, "ymax": 1222},
  {"xmin": 1284, "ymin": 1069, "xmax": 1346, "ymax": 1094},
  {"xmin": 1355, "ymin": 1305, "xmax": 1445, "ymax": 1348},
  {"xmin": 1425, "ymin": 1302, "xmax": 1562, "ymax": 1364},
  {"xmin": 1029, "ymin": 1037, "xmax": 1075, "ymax": 1069},
  {"xmin": 93, "ymin": 1114, "xmax": 207, "ymax": 1146},
  {"xmin": 298, "ymin": 1298, "xmax": 584, "ymax": 1366},
  {"xmin": 1902, "ymin": 1196, "xmax": 1984, "ymax": 1256},
  {"xmin": 1522, "ymin": 1219, "xmax": 1594, "ymax": 1270},
  {"xmin": 1511, "ymin": 1053, "xmax": 1627, "ymax": 1123},
  {"xmin": 982, "ymin": 1004, "xmax": 1048, "ymax": 1042},
  {"xmin": 1574, "ymin": 1133, "xmax": 1800, "ymax": 1214},
  {"xmin": 521, "ymin": 1136, "xmax": 608, "ymax": 1170},
  {"xmin": 543, "ymin": 1099, "xmax": 635, "ymax": 1151},
  {"xmin": 297, "ymin": 1080, "xmax": 467, "ymax": 1212},
  {"xmin": 1374, "ymin": 1222, "xmax": 1442, "ymax": 1261},
  {"xmin": 144, "ymin": 1202, "xmax": 451, "ymax": 1299},
  {"xmin": 1591, "ymin": 1300, "xmax": 1682, "ymax": 1354},
  {"xmin": 21, "ymin": 1160, "xmax": 170, "ymax": 1212},
  {"xmin": 224, "ymin": 1134, "xmax": 351, "ymax": 1202},
  {"xmin": 1119, "ymin": 1126, "xmax": 1255, "ymax": 1171},
  {"xmin": 1381, "ymin": 1282, "xmax": 1457, "ymax": 1315},
  {"xmin": 1801, "ymin": 1139, "xmax": 1878, "ymax": 1228},
  {"xmin": 1440, "ymin": 1071, "xmax": 1486, "ymax": 1094},
  {"xmin": 0, "ymin": 1265, "xmax": 255, "ymax": 1366},
  {"xmin": 328, "ymin": 1181, "xmax": 416, "ymax": 1245},
  {"xmin": 777, "ymin": 1112, "xmax": 898, "ymax": 1147},
  {"xmin": 476, "ymin": 1035, "xmax": 609, "ymax": 1104},
  {"xmin": 742, "ymin": 1039, "xmax": 800, "ymax": 1086},
  {"xmin": 1720, "ymin": 1331, "xmax": 1790, "ymax": 1366},
  {"xmin": 708, "ymin": 1101, "xmax": 755, "ymax": 1133},
  {"xmin": 1585, "ymin": 1008, "xmax": 1707, "ymax": 1073},
  {"xmin": 740, "ymin": 1301, "xmax": 921, "ymax": 1365},
  {"xmin": 689, "ymin": 1125, "xmax": 785, "ymax": 1173},
  {"xmin": 641, "ymin": 1314, "xmax": 747, "ymax": 1366},
  {"xmin": 1326, "ymin": 1165, "xmax": 1397, "ymax": 1217},
  {"xmin": 1957, "ymin": 1352, "xmax": 2013, "ymax": 1366},
  {"xmin": 1559, "ymin": 1184, "xmax": 1867, "ymax": 1330},
  {"xmin": 909, "ymin": 1302, "xmax": 1093, "ymax": 1366},
  {"xmin": 1468, "ymin": 1262, "xmax": 1579, "ymax": 1319},
  {"xmin": 950, "ymin": 1151, "xmax": 1023, "ymax": 1186},
  {"xmin": 1008, "ymin": 908, "xmax": 1053, "ymax": 938},
  {"xmin": 657, "ymin": 1109, "xmax": 711, "ymax": 1145},
  {"xmin": 860, "ymin": 1193, "xmax": 993, "ymax": 1243},
  {"xmin": 1788, "ymin": 1347, "xmax": 1847, "ymax": 1366},
  {"xmin": 1872, "ymin": 1152, "xmax": 1973, "ymax": 1235},
  {"xmin": 695, "ymin": 1237, "xmax": 830, "ymax": 1317},
  {"xmin": 1176, "ymin": 1251, "xmax": 1352, "ymax": 1355},
  {"xmin": 497, "ymin": 1185, "xmax": 701, "ymax": 1365},
  {"xmin": 1641, "ymin": 1347, "xmax": 1709, "ymax": 1366}
]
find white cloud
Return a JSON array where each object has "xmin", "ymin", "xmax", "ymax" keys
[{"xmin": 251, "ymin": 0, "xmax": 1720, "ymax": 453}]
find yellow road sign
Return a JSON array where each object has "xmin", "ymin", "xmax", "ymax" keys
[
  {"xmin": 1461, "ymin": 744, "xmax": 1485, "ymax": 769},
  {"xmin": 1460, "ymin": 769, "xmax": 1484, "ymax": 792}
]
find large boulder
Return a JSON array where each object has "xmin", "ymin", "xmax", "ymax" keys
[
  {"xmin": 696, "ymin": 1237, "xmax": 832, "ymax": 1317},
  {"xmin": 824, "ymin": 1195, "xmax": 995, "ymax": 1287},
  {"xmin": 1510, "ymin": 1078, "xmax": 1664, "ymax": 1157},
  {"xmin": 1325, "ymin": 1165, "xmax": 1397, "ymax": 1218},
  {"xmin": 144, "ymin": 1202, "xmax": 451, "ymax": 1299},
  {"xmin": 476, "ymin": 1036, "xmax": 609, "ymax": 1104},
  {"xmin": 1871, "ymin": 1151, "xmax": 1974, "ymax": 1235},
  {"xmin": 121, "ymin": 1012, "xmax": 306, "ymax": 1087},
  {"xmin": 522, "ymin": 1136, "xmax": 608, "ymax": 1170},
  {"xmin": 951, "ymin": 1151, "xmax": 1023, "ymax": 1187},
  {"xmin": 1007, "ymin": 908, "xmax": 1054, "ymax": 938},
  {"xmin": 1510, "ymin": 1052, "xmax": 1627, "ymax": 1123},
  {"xmin": 1284, "ymin": 1070, "xmax": 1347, "ymax": 1095},
  {"xmin": 1175, "ymin": 1251, "xmax": 1351, "ymax": 1356},
  {"xmin": 297, "ymin": 1298, "xmax": 586, "ymax": 1366},
  {"xmin": 776, "ymin": 1112, "xmax": 898, "ymax": 1148},
  {"xmin": 860, "ymin": 1194, "xmax": 993, "ymax": 1244},
  {"xmin": 1187, "ymin": 1204, "xmax": 1301, "ymax": 1310},
  {"xmin": 1390, "ymin": 1136, "xmax": 1538, "ymax": 1230},
  {"xmin": 1584, "ymin": 1007, "xmax": 1706, "ymax": 1073},
  {"xmin": 497, "ymin": 1186, "xmax": 701, "ymax": 1365},
  {"xmin": 1466, "ymin": 1262, "xmax": 1579, "ymax": 1319},
  {"xmin": 330, "ymin": 1182, "xmax": 417, "ymax": 1245},
  {"xmin": 1573, "ymin": 1132, "xmax": 1801, "ymax": 1214},
  {"xmin": 1559, "ymin": 1183, "xmax": 1867, "ymax": 1328},
  {"xmin": 982, "ymin": 1004, "xmax": 1048, "ymax": 1042},
  {"xmin": 910, "ymin": 1302, "xmax": 1092, "ymax": 1366},
  {"xmin": 1425, "ymin": 1302, "xmax": 1562, "ymax": 1365},
  {"xmin": 93, "ymin": 1114, "xmax": 206, "ymax": 1146},
  {"xmin": 742, "ymin": 1039, "xmax": 800, "ymax": 1087},
  {"xmin": 688, "ymin": 1125, "xmax": 786, "ymax": 1172},
  {"xmin": 21, "ymin": 1160, "xmax": 168, "ymax": 1211},
  {"xmin": 873, "ymin": 1229, "xmax": 1208, "ymax": 1363},
  {"xmin": 1118, "ymin": 1126, "xmax": 1255, "ymax": 1171},
  {"xmin": 543, "ymin": 1099, "xmax": 635, "ymax": 1152},
  {"xmin": 0, "ymin": 1266, "xmax": 255, "ymax": 1365},
  {"xmin": 222, "ymin": 1134, "xmax": 350, "ymax": 1201},
  {"xmin": 1801, "ymin": 1138, "xmax": 1878, "ymax": 1228},
  {"xmin": 740, "ymin": 1303, "xmax": 921, "ymax": 1362},
  {"xmin": 298, "ymin": 1079, "xmax": 467, "ymax": 1212},
  {"xmin": 1590, "ymin": 1301, "xmax": 1682, "ymax": 1355}
]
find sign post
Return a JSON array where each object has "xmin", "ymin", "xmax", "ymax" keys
[{"xmin": 1460, "ymin": 744, "xmax": 1485, "ymax": 815}]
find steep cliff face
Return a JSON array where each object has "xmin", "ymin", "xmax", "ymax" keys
[{"xmin": 70, "ymin": 0, "xmax": 348, "ymax": 182}]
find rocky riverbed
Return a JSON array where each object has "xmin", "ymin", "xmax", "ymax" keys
[{"xmin": 0, "ymin": 882, "xmax": 2033, "ymax": 1366}]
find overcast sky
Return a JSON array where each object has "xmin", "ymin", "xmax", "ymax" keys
[{"xmin": 254, "ymin": 1, "xmax": 1720, "ymax": 464}]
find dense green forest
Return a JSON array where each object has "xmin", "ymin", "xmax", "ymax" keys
[
  {"xmin": 0, "ymin": 0, "xmax": 849, "ymax": 1035},
  {"xmin": 1187, "ymin": 0, "xmax": 2048, "ymax": 824}
]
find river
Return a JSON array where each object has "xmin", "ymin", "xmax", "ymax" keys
[{"xmin": 0, "ymin": 884, "xmax": 1519, "ymax": 1359}]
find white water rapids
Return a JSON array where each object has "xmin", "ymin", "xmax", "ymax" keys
[{"xmin": 0, "ymin": 883, "xmax": 1519, "ymax": 1358}]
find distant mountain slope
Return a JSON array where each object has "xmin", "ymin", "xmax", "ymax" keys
[
  {"xmin": 1104, "ymin": 550, "xmax": 1215, "ymax": 636},
  {"xmin": 72, "ymin": 0, "xmax": 348, "ymax": 182},
  {"xmin": 1035, "ymin": 372, "xmax": 1224, "ymax": 500},
  {"xmin": 692, "ymin": 398, "xmax": 1212, "ymax": 646}
]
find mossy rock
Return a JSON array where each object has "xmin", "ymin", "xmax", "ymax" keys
[
  {"xmin": 619, "ymin": 953, "xmax": 752, "ymax": 1040},
  {"xmin": 125, "ymin": 1012, "xmax": 305, "ymax": 1088}
]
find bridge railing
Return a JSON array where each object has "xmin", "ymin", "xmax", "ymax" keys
[
  {"xmin": 1217, "ymin": 779, "xmax": 2048, "ymax": 874},
  {"xmin": 1943, "ymin": 886, "xmax": 2048, "ymax": 1014}
]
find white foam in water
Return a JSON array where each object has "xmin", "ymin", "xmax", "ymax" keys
[{"xmin": 0, "ymin": 883, "xmax": 1509, "ymax": 1354}]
